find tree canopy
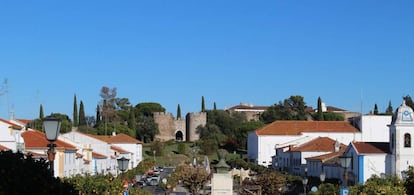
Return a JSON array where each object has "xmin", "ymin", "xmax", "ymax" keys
[{"xmin": 260, "ymin": 95, "xmax": 308, "ymax": 123}]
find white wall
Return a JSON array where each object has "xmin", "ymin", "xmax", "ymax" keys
[{"xmin": 360, "ymin": 115, "xmax": 391, "ymax": 142}]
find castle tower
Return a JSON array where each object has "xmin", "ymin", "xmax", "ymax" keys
[
  {"xmin": 153, "ymin": 112, "xmax": 186, "ymax": 142},
  {"xmin": 389, "ymin": 100, "xmax": 414, "ymax": 178},
  {"xmin": 186, "ymin": 112, "xmax": 207, "ymax": 142}
]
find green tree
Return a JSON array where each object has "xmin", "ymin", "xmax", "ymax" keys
[
  {"xmin": 385, "ymin": 100, "xmax": 393, "ymax": 115},
  {"xmin": 404, "ymin": 95, "xmax": 414, "ymax": 109},
  {"xmin": 374, "ymin": 103, "xmax": 379, "ymax": 115},
  {"xmin": 96, "ymin": 104, "xmax": 101, "ymax": 125},
  {"xmin": 177, "ymin": 104, "xmax": 182, "ymax": 119},
  {"xmin": 79, "ymin": 100, "xmax": 86, "ymax": 126},
  {"xmin": 136, "ymin": 116, "xmax": 158, "ymax": 143},
  {"xmin": 261, "ymin": 95, "xmax": 308, "ymax": 123},
  {"xmin": 243, "ymin": 171, "xmax": 286, "ymax": 195},
  {"xmin": 201, "ymin": 96, "xmax": 205, "ymax": 112},
  {"xmin": 168, "ymin": 164, "xmax": 210, "ymax": 195},
  {"xmin": 128, "ymin": 106, "xmax": 136, "ymax": 130},
  {"xmin": 404, "ymin": 166, "xmax": 414, "ymax": 195},
  {"xmin": 134, "ymin": 102, "xmax": 165, "ymax": 117},
  {"xmin": 65, "ymin": 174, "xmax": 124, "ymax": 195},
  {"xmin": 350, "ymin": 174, "xmax": 405, "ymax": 195},
  {"xmin": 214, "ymin": 102, "xmax": 217, "ymax": 111},
  {"xmin": 317, "ymin": 97, "xmax": 324, "ymax": 121},
  {"xmin": 50, "ymin": 113, "xmax": 72, "ymax": 133},
  {"xmin": 39, "ymin": 104, "xmax": 44, "ymax": 119},
  {"xmin": 0, "ymin": 151, "xmax": 76, "ymax": 194},
  {"xmin": 73, "ymin": 94, "xmax": 78, "ymax": 126}
]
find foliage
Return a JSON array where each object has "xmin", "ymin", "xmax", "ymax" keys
[
  {"xmin": 374, "ymin": 103, "xmax": 379, "ymax": 115},
  {"xmin": 321, "ymin": 112, "xmax": 344, "ymax": 121},
  {"xmin": 317, "ymin": 97, "xmax": 324, "ymax": 121},
  {"xmin": 201, "ymin": 96, "xmax": 205, "ymax": 112},
  {"xmin": 136, "ymin": 116, "xmax": 158, "ymax": 143},
  {"xmin": 79, "ymin": 100, "xmax": 86, "ymax": 126},
  {"xmin": 73, "ymin": 94, "xmax": 78, "ymax": 126},
  {"xmin": 243, "ymin": 171, "xmax": 286, "ymax": 195},
  {"xmin": 168, "ymin": 164, "xmax": 210, "ymax": 194},
  {"xmin": 177, "ymin": 142, "xmax": 187, "ymax": 154},
  {"xmin": 65, "ymin": 174, "xmax": 123, "ymax": 195},
  {"xmin": 150, "ymin": 140, "xmax": 164, "ymax": 156},
  {"xmin": 311, "ymin": 183, "xmax": 339, "ymax": 195},
  {"xmin": 234, "ymin": 121, "xmax": 265, "ymax": 149},
  {"xmin": 404, "ymin": 166, "xmax": 414, "ymax": 195},
  {"xmin": 385, "ymin": 100, "xmax": 394, "ymax": 115},
  {"xmin": 39, "ymin": 104, "xmax": 44, "ymax": 119},
  {"xmin": 404, "ymin": 95, "xmax": 414, "ymax": 109},
  {"xmin": 0, "ymin": 151, "xmax": 76, "ymax": 195},
  {"xmin": 350, "ymin": 174, "xmax": 405, "ymax": 195},
  {"xmin": 134, "ymin": 102, "xmax": 165, "ymax": 117},
  {"xmin": 177, "ymin": 104, "xmax": 182, "ymax": 119},
  {"xmin": 260, "ymin": 95, "xmax": 308, "ymax": 124}
]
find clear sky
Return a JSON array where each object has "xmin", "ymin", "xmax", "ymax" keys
[{"xmin": 0, "ymin": 1, "xmax": 414, "ymax": 120}]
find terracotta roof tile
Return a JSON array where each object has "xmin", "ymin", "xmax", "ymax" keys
[
  {"xmin": 0, "ymin": 144, "xmax": 10, "ymax": 151},
  {"xmin": 291, "ymin": 137, "xmax": 346, "ymax": 152},
  {"xmin": 92, "ymin": 152, "xmax": 107, "ymax": 159},
  {"xmin": 0, "ymin": 118, "xmax": 23, "ymax": 130},
  {"xmin": 352, "ymin": 142, "xmax": 389, "ymax": 154},
  {"xmin": 92, "ymin": 133, "xmax": 143, "ymax": 144},
  {"xmin": 306, "ymin": 147, "xmax": 346, "ymax": 163},
  {"xmin": 22, "ymin": 129, "xmax": 77, "ymax": 150},
  {"xmin": 256, "ymin": 121, "xmax": 359, "ymax": 136},
  {"xmin": 111, "ymin": 145, "xmax": 129, "ymax": 154}
]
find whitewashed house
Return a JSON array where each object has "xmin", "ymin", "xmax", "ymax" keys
[
  {"xmin": 0, "ymin": 118, "xmax": 25, "ymax": 152},
  {"xmin": 248, "ymin": 121, "xmax": 361, "ymax": 166},
  {"xmin": 22, "ymin": 129, "xmax": 78, "ymax": 178}
]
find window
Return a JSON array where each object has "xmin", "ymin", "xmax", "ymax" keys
[{"xmin": 404, "ymin": 133, "xmax": 411, "ymax": 148}]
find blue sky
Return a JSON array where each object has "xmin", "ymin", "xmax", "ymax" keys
[{"xmin": 0, "ymin": 1, "xmax": 414, "ymax": 120}]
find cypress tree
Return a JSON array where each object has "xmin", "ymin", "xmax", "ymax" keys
[
  {"xmin": 214, "ymin": 102, "xmax": 217, "ymax": 111},
  {"xmin": 177, "ymin": 104, "xmax": 182, "ymax": 119},
  {"xmin": 317, "ymin": 97, "xmax": 324, "ymax": 121},
  {"xmin": 128, "ymin": 106, "xmax": 136, "ymax": 130},
  {"xmin": 39, "ymin": 104, "xmax": 44, "ymax": 119},
  {"xmin": 374, "ymin": 103, "xmax": 379, "ymax": 115},
  {"xmin": 201, "ymin": 96, "xmax": 205, "ymax": 112},
  {"xmin": 73, "ymin": 94, "xmax": 78, "ymax": 126},
  {"xmin": 386, "ymin": 101, "xmax": 393, "ymax": 115},
  {"xmin": 79, "ymin": 101, "xmax": 86, "ymax": 126},
  {"xmin": 96, "ymin": 104, "xmax": 101, "ymax": 124}
]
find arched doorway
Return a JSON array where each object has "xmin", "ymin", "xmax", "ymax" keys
[{"xmin": 175, "ymin": 131, "xmax": 183, "ymax": 141}]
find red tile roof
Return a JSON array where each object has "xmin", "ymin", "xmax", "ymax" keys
[
  {"xmin": 291, "ymin": 137, "xmax": 346, "ymax": 152},
  {"xmin": 352, "ymin": 142, "xmax": 389, "ymax": 154},
  {"xmin": 22, "ymin": 129, "xmax": 77, "ymax": 150},
  {"xmin": 0, "ymin": 118, "xmax": 23, "ymax": 130},
  {"xmin": 92, "ymin": 133, "xmax": 143, "ymax": 144},
  {"xmin": 0, "ymin": 144, "xmax": 10, "ymax": 151},
  {"xmin": 306, "ymin": 147, "xmax": 346, "ymax": 163},
  {"xmin": 92, "ymin": 152, "xmax": 107, "ymax": 159},
  {"xmin": 111, "ymin": 145, "xmax": 129, "ymax": 154},
  {"xmin": 255, "ymin": 121, "xmax": 359, "ymax": 136}
]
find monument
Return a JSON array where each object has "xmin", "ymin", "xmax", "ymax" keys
[{"xmin": 211, "ymin": 149, "xmax": 233, "ymax": 195}]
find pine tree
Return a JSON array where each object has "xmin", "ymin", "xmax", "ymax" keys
[
  {"xmin": 39, "ymin": 104, "xmax": 44, "ymax": 119},
  {"xmin": 177, "ymin": 104, "xmax": 182, "ymax": 119},
  {"xmin": 385, "ymin": 101, "xmax": 393, "ymax": 115},
  {"xmin": 317, "ymin": 97, "xmax": 324, "ymax": 121},
  {"xmin": 79, "ymin": 101, "xmax": 86, "ymax": 126},
  {"xmin": 201, "ymin": 96, "xmax": 205, "ymax": 112},
  {"xmin": 374, "ymin": 103, "xmax": 379, "ymax": 115},
  {"xmin": 73, "ymin": 94, "xmax": 78, "ymax": 127}
]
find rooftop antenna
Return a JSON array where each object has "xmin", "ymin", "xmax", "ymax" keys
[{"xmin": 0, "ymin": 79, "xmax": 9, "ymax": 119}]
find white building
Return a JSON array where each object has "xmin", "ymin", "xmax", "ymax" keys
[
  {"xmin": 0, "ymin": 118, "xmax": 25, "ymax": 152},
  {"xmin": 248, "ymin": 121, "xmax": 361, "ymax": 166}
]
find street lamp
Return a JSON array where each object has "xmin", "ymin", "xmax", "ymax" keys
[
  {"xmin": 43, "ymin": 115, "xmax": 61, "ymax": 177},
  {"xmin": 339, "ymin": 155, "xmax": 352, "ymax": 187},
  {"xmin": 320, "ymin": 171, "xmax": 326, "ymax": 184},
  {"xmin": 302, "ymin": 177, "xmax": 308, "ymax": 195},
  {"xmin": 117, "ymin": 157, "xmax": 130, "ymax": 173}
]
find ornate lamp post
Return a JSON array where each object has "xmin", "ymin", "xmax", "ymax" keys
[
  {"xmin": 117, "ymin": 157, "xmax": 130, "ymax": 173},
  {"xmin": 320, "ymin": 171, "xmax": 326, "ymax": 184},
  {"xmin": 302, "ymin": 177, "xmax": 308, "ymax": 195},
  {"xmin": 43, "ymin": 115, "xmax": 61, "ymax": 177},
  {"xmin": 339, "ymin": 155, "xmax": 352, "ymax": 187}
]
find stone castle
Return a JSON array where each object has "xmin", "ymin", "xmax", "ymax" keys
[{"xmin": 153, "ymin": 112, "xmax": 207, "ymax": 142}]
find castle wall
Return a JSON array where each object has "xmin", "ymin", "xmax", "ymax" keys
[
  {"xmin": 186, "ymin": 112, "xmax": 207, "ymax": 142},
  {"xmin": 153, "ymin": 112, "xmax": 186, "ymax": 142}
]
